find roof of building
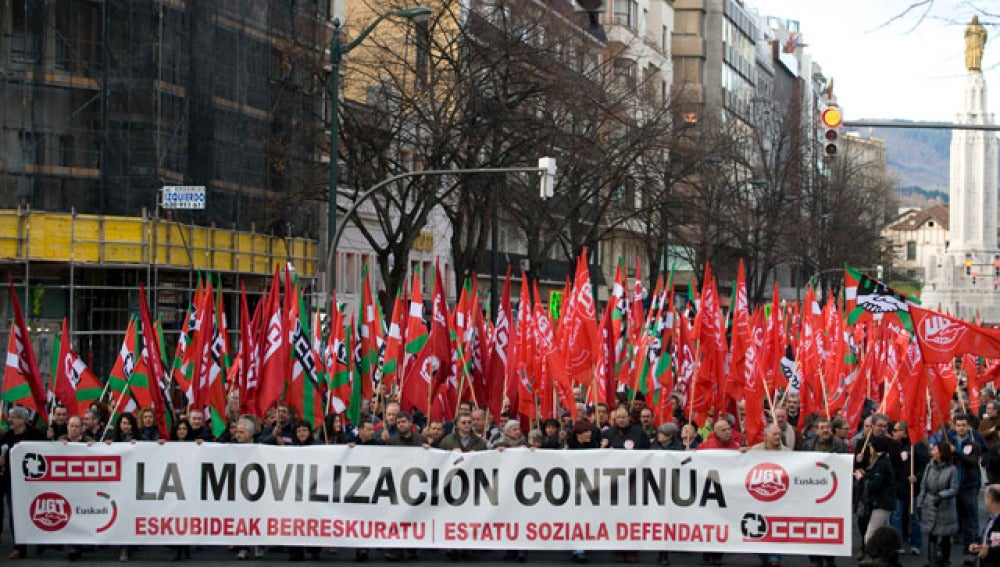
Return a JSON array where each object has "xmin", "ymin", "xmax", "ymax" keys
[{"xmin": 887, "ymin": 204, "xmax": 949, "ymax": 231}]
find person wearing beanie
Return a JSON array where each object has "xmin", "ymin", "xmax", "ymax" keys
[{"xmin": 652, "ymin": 422, "xmax": 683, "ymax": 451}]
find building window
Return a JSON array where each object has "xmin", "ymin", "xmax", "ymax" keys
[
  {"xmin": 11, "ymin": 0, "xmax": 43, "ymax": 63},
  {"xmin": 906, "ymin": 241, "xmax": 917, "ymax": 261},
  {"xmin": 613, "ymin": 0, "xmax": 638, "ymax": 28},
  {"xmin": 613, "ymin": 58, "xmax": 636, "ymax": 89},
  {"xmin": 927, "ymin": 221, "xmax": 935, "ymax": 227}
]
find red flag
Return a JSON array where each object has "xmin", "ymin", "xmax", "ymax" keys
[
  {"xmin": 401, "ymin": 261, "xmax": 453, "ymax": 421},
  {"xmin": 559, "ymin": 253, "xmax": 599, "ymax": 386},
  {"xmin": 138, "ymin": 283, "xmax": 172, "ymax": 440},
  {"xmin": 2, "ymin": 277, "xmax": 47, "ymax": 420},
  {"xmin": 51, "ymin": 318, "xmax": 103, "ymax": 417},
  {"xmin": 485, "ymin": 269, "xmax": 515, "ymax": 421},
  {"xmin": 911, "ymin": 305, "xmax": 1000, "ymax": 363},
  {"xmin": 257, "ymin": 268, "xmax": 287, "ymax": 415},
  {"xmin": 238, "ymin": 283, "xmax": 261, "ymax": 417}
]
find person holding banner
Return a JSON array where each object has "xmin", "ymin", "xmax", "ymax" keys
[
  {"xmin": 439, "ymin": 412, "xmax": 486, "ymax": 452},
  {"xmin": 568, "ymin": 419, "xmax": 596, "ymax": 564},
  {"xmin": 138, "ymin": 408, "xmax": 160, "ymax": 441},
  {"xmin": 803, "ymin": 417, "xmax": 850, "ymax": 567},
  {"xmin": 969, "ymin": 484, "xmax": 1000, "ymax": 567},
  {"xmin": 2, "ymin": 406, "xmax": 44, "ymax": 560},
  {"xmin": 753, "ymin": 424, "xmax": 790, "ymax": 567},
  {"xmin": 232, "ymin": 418, "xmax": 265, "ymax": 561},
  {"xmin": 697, "ymin": 419, "xmax": 742, "ymax": 565},
  {"xmin": 46, "ymin": 404, "xmax": 68, "ymax": 440}
]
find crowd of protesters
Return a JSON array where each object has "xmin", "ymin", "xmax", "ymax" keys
[{"xmin": 5, "ymin": 385, "xmax": 1000, "ymax": 567}]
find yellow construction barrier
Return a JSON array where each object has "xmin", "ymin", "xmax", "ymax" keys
[{"xmin": 0, "ymin": 209, "xmax": 316, "ymax": 276}]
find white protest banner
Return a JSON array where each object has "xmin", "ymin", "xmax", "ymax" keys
[{"xmin": 12, "ymin": 442, "xmax": 852, "ymax": 554}]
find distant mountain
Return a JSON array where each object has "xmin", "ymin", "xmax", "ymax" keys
[{"xmin": 864, "ymin": 120, "xmax": 1000, "ymax": 210}]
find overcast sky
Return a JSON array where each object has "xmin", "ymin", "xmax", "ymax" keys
[{"xmin": 753, "ymin": 0, "xmax": 999, "ymax": 122}]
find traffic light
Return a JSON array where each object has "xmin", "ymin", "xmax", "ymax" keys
[
  {"xmin": 993, "ymin": 255, "xmax": 1000, "ymax": 278},
  {"xmin": 820, "ymin": 106, "xmax": 842, "ymax": 157},
  {"xmin": 966, "ymin": 254, "xmax": 974, "ymax": 276}
]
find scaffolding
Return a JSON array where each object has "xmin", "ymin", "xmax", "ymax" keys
[
  {"xmin": 0, "ymin": 0, "xmax": 331, "ymax": 378},
  {"xmin": 0, "ymin": 205, "xmax": 316, "ymax": 382}
]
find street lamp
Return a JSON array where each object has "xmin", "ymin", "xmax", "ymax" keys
[
  {"xmin": 327, "ymin": 6, "xmax": 432, "ymax": 300},
  {"xmin": 327, "ymin": 161, "xmax": 556, "ymax": 319}
]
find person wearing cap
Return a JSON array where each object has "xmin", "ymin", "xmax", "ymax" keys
[
  {"xmin": 3, "ymin": 406, "xmax": 44, "ymax": 560},
  {"xmin": 568, "ymin": 419, "xmax": 597, "ymax": 563},
  {"xmin": 651, "ymin": 422, "xmax": 682, "ymax": 451},
  {"xmin": 650, "ymin": 421, "xmax": 682, "ymax": 564}
]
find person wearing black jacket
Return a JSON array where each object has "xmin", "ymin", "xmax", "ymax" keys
[
  {"xmin": 2, "ymin": 406, "xmax": 44, "ymax": 560},
  {"xmin": 970, "ymin": 484, "xmax": 1000, "ymax": 567},
  {"xmin": 949, "ymin": 414, "xmax": 983, "ymax": 560},
  {"xmin": 651, "ymin": 422, "xmax": 683, "ymax": 451},
  {"xmin": 601, "ymin": 407, "xmax": 650, "ymax": 451},
  {"xmin": 892, "ymin": 421, "xmax": 931, "ymax": 555},
  {"xmin": 569, "ymin": 420, "xmax": 596, "ymax": 564},
  {"xmin": 855, "ymin": 439, "xmax": 897, "ymax": 546}
]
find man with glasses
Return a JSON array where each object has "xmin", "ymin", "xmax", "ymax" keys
[
  {"xmin": 439, "ymin": 411, "xmax": 486, "ymax": 452},
  {"xmin": 831, "ymin": 418, "xmax": 852, "ymax": 442}
]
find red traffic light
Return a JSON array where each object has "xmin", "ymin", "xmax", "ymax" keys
[{"xmin": 820, "ymin": 107, "xmax": 842, "ymax": 128}]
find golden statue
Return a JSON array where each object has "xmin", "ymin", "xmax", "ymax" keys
[{"xmin": 966, "ymin": 15, "xmax": 987, "ymax": 72}]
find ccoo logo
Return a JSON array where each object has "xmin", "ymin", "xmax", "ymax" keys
[
  {"xmin": 745, "ymin": 463, "xmax": 789, "ymax": 502},
  {"xmin": 30, "ymin": 492, "xmax": 72, "ymax": 531}
]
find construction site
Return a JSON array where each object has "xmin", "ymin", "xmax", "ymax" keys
[{"xmin": 0, "ymin": 0, "xmax": 330, "ymax": 379}]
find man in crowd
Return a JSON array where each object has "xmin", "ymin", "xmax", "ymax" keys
[
  {"xmin": 187, "ymin": 409, "xmax": 215, "ymax": 442},
  {"xmin": 638, "ymin": 407, "xmax": 656, "ymax": 439},
  {"xmin": 264, "ymin": 403, "xmax": 296, "ymax": 444},
  {"xmin": 697, "ymin": 418, "xmax": 741, "ymax": 565},
  {"xmin": 803, "ymin": 418, "xmax": 851, "ymax": 567},
  {"xmin": 470, "ymin": 409, "xmax": 497, "ymax": 443},
  {"xmin": 951, "ymin": 413, "xmax": 984, "ymax": 562},
  {"xmin": 376, "ymin": 402, "xmax": 401, "ymax": 442},
  {"xmin": 602, "ymin": 406, "xmax": 650, "ymax": 451},
  {"xmin": 784, "ymin": 393, "xmax": 801, "ymax": 428},
  {"xmin": 832, "ymin": 417, "xmax": 852, "ymax": 443},
  {"xmin": 2, "ymin": 407, "xmax": 44, "ymax": 560},
  {"xmin": 423, "ymin": 420, "xmax": 445, "ymax": 448},
  {"xmin": 46, "ymin": 404, "xmax": 69, "ymax": 440},
  {"xmin": 385, "ymin": 412, "xmax": 425, "ymax": 447},
  {"xmin": 772, "ymin": 407, "xmax": 801, "ymax": 450},
  {"xmin": 60, "ymin": 416, "xmax": 87, "ymax": 443},
  {"xmin": 82, "ymin": 409, "xmax": 107, "ymax": 442},
  {"xmin": 440, "ymin": 411, "xmax": 486, "ymax": 452},
  {"xmin": 232, "ymin": 418, "xmax": 265, "ymax": 560}
]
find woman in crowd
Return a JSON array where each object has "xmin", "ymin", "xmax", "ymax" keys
[
  {"xmin": 113, "ymin": 412, "xmax": 139, "ymax": 443},
  {"xmin": 321, "ymin": 413, "xmax": 349, "ymax": 444},
  {"xmin": 172, "ymin": 418, "xmax": 193, "ymax": 442},
  {"xmin": 855, "ymin": 438, "xmax": 896, "ymax": 546},
  {"xmin": 918, "ymin": 441, "xmax": 959, "ymax": 567},
  {"xmin": 138, "ymin": 408, "xmax": 159, "ymax": 441}
]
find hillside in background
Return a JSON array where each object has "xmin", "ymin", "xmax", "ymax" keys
[{"xmin": 866, "ymin": 122, "xmax": 950, "ymax": 209}]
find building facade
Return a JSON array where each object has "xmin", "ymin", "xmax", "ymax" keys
[{"xmin": 0, "ymin": 0, "xmax": 329, "ymax": 377}]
